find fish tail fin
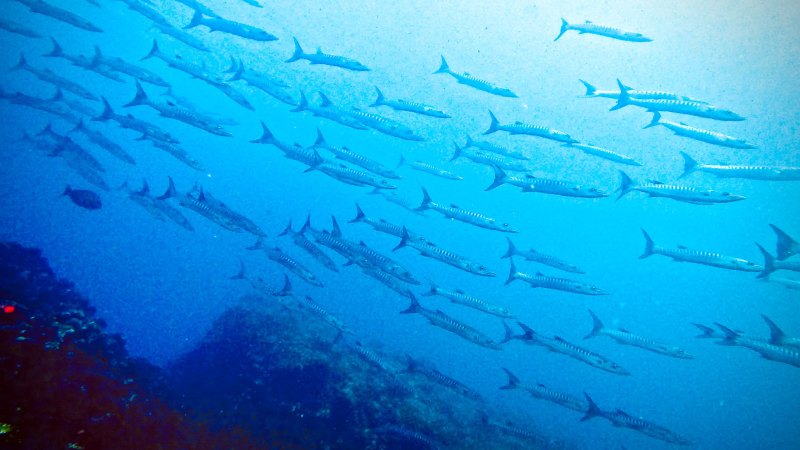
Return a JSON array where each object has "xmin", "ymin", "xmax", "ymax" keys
[
  {"xmin": 367, "ymin": 187, "xmax": 381, "ymax": 196},
  {"xmin": 394, "ymin": 154, "xmax": 406, "ymax": 170},
  {"xmin": 415, "ymin": 187, "xmax": 432, "ymax": 211},
  {"xmin": 755, "ymin": 242, "xmax": 775, "ymax": 279},
  {"xmin": 485, "ymin": 163, "xmax": 507, "ymax": 191},
  {"xmin": 62, "ymin": 185, "xmax": 71, "ymax": 196},
  {"xmin": 44, "ymin": 37, "xmax": 63, "ymax": 58},
  {"xmin": 250, "ymin": 120, "xmax": 276, "ymax": 145},
  {"xmin": 230, "ymin": 260, "xmax": 247, "ymax": 280},
  {"xmin": 516, "ymin": 321, "xmax": 536, "ymax": 341},
  {"xmin": 580, "ymin": 393, "xmax": 602, "ymax": 422},
  {"xmin": 69, "ymin": 117, "xmax": 86, "ymax": 133},
  {"xmin": 89, "ymin": 45, "xmax": 103, "ymax": 67},
  {"xmin": 246, "ymin": 238, "xmax": 266, "ymax": 251},
  {"xmin": 639, "ymin": 228, "xmax": 655, "ymax": 259},
  {"xmin": 370, "ymin": 86, "xmax": 384, "ymax": 107},
  {"xmin": 10, "ymin": 53, "xmax": 28, "ymax": 71},
  {"xmin": 291, "ymin": 91, "xmax": 308, "ymax": 112},
  {"xmin": 761, "ymin": 314, "xmax": 786, "ymax": 345},
  {"xmin": 300, "ymin": 213, "xmax": 312, "ymax": 234},
  {"xmin": 554, "ymin": 18, "xmax": 569, "ymax": 41},
  {"xmin": 433, "ymin": 55, "xmax": 450, "ymax": 74},
  {"xmin": 643, "ymin": 111, "xmax": 662, "ymax": 129},
  {"xmin": 278, "ymin": 220, "xmax": 293, "ymax": 236},
  {"xmin": 714, "ymin": 323, "xmax": 740, "ymax": 346},
  {"xmin": 578, "ymin": 79, "xmax": 596, "ymax": 97},
  {"xmin": 449, "ymin": 142, "xmax": 462, "ymax": 161},
  {"xmin": 276, "ymin": 274, "xmax": 292, "ymax": 296},
  {"xmin": 349, "ymin": 203, "xmax": 366, "ymax": 223},
  {"xmin": 313, "ymin": 128, "xmax": 326, "ymax": 147},
  {"xmin": 679, "ymin": 151, "xmax": 698, "ymax": 178},
  {"xmin": 617, "ymin": 170, "xmax": 634, "ymax": 200},
  {"xmin": 229, "ymin": 60, "xmax": 245, "ymax": 81},
  {"xmin": 123, "ymin": 80, "xmax": 149, "ymax": 107},
  {"xmin": 400, "ymin": 293, "xmax": 422, "ymax": 314},
  {"xmin": 185, "ymin": 9, "xmax": 204, "ymax": 29},
  {"xmin": 693, "ymin": 323, "xmax": 717, "ymax": 338},
  {"xmin": 504, "ymin": 258, "xmax": 519, "ymax": 285},
  {"xmin": 500, "ymin": 321, "xmax": 516, "ymax": 344},
  {"xmin": 156, "ymin": 176, "xmax": 177, "ymax": 200},
  {"xmin": 501, "ymin": 237, "xmax": 516, "ymax": 259},
  {"xmin": 584, "ymin": 310, "xmax": 604, "ymax": 339},
  {"xmin": 48, "ymin": 88, "xmax": 64, "ymax": 103},
  {"xmin": 392, "ymin": 226, "xmax": 411, "ymax": 252},
  {"xmin": 286, "ymin": 37, "xmax": 305, "ymax": 62},
  {"xmin": 769, "ymin": 224, "xmax": 798, "ymax": 261},
  {"xmin": 499, "ymin": 367, "xmax": 520, "ymax": 390},
  {"xmin": 330, "ymin": 215, "xmax": 342, "ymax": 237},
  {"xmin": 92, "ymin": 97, "xmax": 115, "ymax": 121},
  {"xmin": 304, "ymin": 148, "xmax": 324, "ymax": 170},
  {"xmin": 610, "ymin": 79, "xmax": 631, "ymax": 111},
  {"xmin": 483, "ymin": 110, "xmax": 500, "ymax": 135},
  {"xmin": 141, "ymin": 39, "xmax": 159, "ymax": 60}
]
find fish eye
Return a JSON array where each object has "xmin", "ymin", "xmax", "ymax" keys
[
  {"xmin": 479, "ymin": 265, "xmax": 486, "ymax": 271},
  {"xmin": 503, "ymin": 223, "xmax": 509, "ymax": 227}
]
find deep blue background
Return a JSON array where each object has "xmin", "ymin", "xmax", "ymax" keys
[{"xmin": 0, "ymin": 1, "xmax": 798, "ymax": 448}]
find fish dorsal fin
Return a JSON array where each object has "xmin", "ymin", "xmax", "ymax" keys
[
  {"xmin": 536, "ymin": 383, "xmax": 546, "ymax": 388},
  {"xmin": 450, "ymin": 203, "xmax": 459, "ymax": 208},
  {"xmin": 648, "ymin": 180, "xmax": 664, "ymax": 185},
  {"xmin": 619, "ymin": 328, "xmax": 630, "ymax": 333},
  {"xmin": 514, "ymin": 121, "xmax": 523, "ymax": 125},
  {"xmin": 553, "ymin": 336, "xmax": 566, "ymax": 342},
  {"xmin": 166, "ymin": 100, "xmax": 176, "ymax": 106},
  {"xmin": 679, "ymin": 122, "xmax": 688, "ymax": 126},
  {"xmin": 198, "ymin": 189, "xmax": 206, "ymax": 201},
  {"xmin": 316, "ymin": 47, "xmax": 323, "ymax": 54},
  {"xmin": 425, "ymin": 242, "xmax": 436, "ymax": 247},
  {"xmin": 455, "ymin": 289, "xmax": 465, "ymax": 294},
  {"xmin": 585, "ymin": 20, "xmax": 593, "ymax": 23},
  {"xmin": 524, "ymin": 174, "xmax": 536, "ymax": 179},
  {"xmin": 677, "ymin": 245, "xmax": 688, "ymax": 249},
  {"xmin": 535, "ymin": 272, "xmax": 544, "ymax": 276},
  {"xmin": 359, "ymin": 241, "xmax": 368, "ymax": 247}
]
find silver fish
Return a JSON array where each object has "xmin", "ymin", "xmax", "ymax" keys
[
  {"xmin": 505, "ymin": 258, "xmax": 607, "ymax": 295},
  {"xmin": 501, "ymin": 237, "xmax": 584, "ymax": 274},
  {"xmin": 185, "ymin": 9, "xmax": 277, "ymax": 41},
  {"xmin": 484, "ymin": 111, "xmax": 577, "ymax": 143},
  {"xmin": 611, "ymin": 80, "xmax": 744, "ymax": 121},
  {"xmin": 645, "ymin": 112, "xmax": 755, "ymax": 148},
  {"xmin": 618, "ymin": 170, "xmax": 745, "ymax": 205},
  {"xmin": 286, "ymin": 37, "xmax": 369, "ymax": 71},
  {"xmin": 555, "ymin": 19, "xmax": 651, "ymax": 42},
  {"xmin": 401, "ymin": 294, "xmax": 502, "ymax": 350},
  {"xmin": 370, "ymin": 86, "xmax": 450, "ymax": 118},
  {"xmin": 416, "ymin": 187, "xmax": 517, "ymax": 233},
  {"xmin": 584, "ymin": 310, "xmax": 693, "ymax": 359},
  {"xmin": 499, "ymin": 367, "xmax": 586, "ymax": 412},
  {"xmin": 423, "ymin": 283, "xmax": 513, "ymax": 318},
  {"xmin": 640, "ymin": 229, "xmax": 762, "ymax": 272},
  {"xmin": 434, "ymin": 56, "xmax": 517, "ymax": 98},
  {"xmin": 680, "ymin": 152, "xmax": 800, "ymax": 181},
  {"xmin": 581, "ymin": 394, "xmax": 692, "ymax": 446}
]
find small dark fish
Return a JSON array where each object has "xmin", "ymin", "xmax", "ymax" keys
[{"xmin": 62, "ymin": 185, "xmax": 101, "ymax": 209}]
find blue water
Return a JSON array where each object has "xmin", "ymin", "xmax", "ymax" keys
[{"xmin": 1, "ymin": 0, "xmax": 799, "ymax": 448}]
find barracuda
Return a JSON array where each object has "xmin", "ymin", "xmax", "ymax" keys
[
  {"xmin": 279, "ymin": 221, "xmax": 338, "ymax": 273},
  {"xmin": 249, "ymin": 240, "xmax": 324, "ymax": 287},
  {"xmin": 394, "ymin": 226, "xmax": 495, "ymax": 277},
  {"xmin": 286, "ymin": 37, "xmax": 369, "ymax": 71},
  {"xmin": 147, "ymin": 139, "xmax": 205, "ymax": 171},
  {"xmin": 463, "ymin": 135, "xmax": 529, "ymax": 160},
  {"xmin": 396, "ymin": 155, "xmax": 462, "ymax": 180},
  {"xmin": 423, "ymin": 283, "xmax": 513, "ymax": 318},
  {"xmin": 89, "ymin": 45, "xmax": 170, "ymax": 87},
  {"xmin": 486, "ymin": 164, "xmax": 606, "ymax": 198},
  {"xmin": 755, "ymin": 243, "xmax": 800, "ymax": 278},
  {"xmin": 618, "ymin": 171, "xmax": 745, "ymax": 204},
  {"xmin": 715, "ymin": 323, "xmax": 800, "ymax": 368},
  {"xmin": 349, "ymin": 204, "xmax": 427, "ymax": 243},
  {"xmin": 499, "ymin": 367, "xmax": 586, "ymax": 412},
  {"xmin": 563, "ymin": 142, "xmax": 641, "ymax": 166},
  {"xmin": 230, "ymin": 261, "xmax": 292, "ymax": 298},
  {"xmin": 578, "ymin": 79, "xmax": 707, "ymax": 103},
  {"xmin": 402, "ymin": 295, "xmax": 502, "ymax": 350},
  {"xmin": 312, "ymin": 130, "xmax": 400, "ymax": 179},
  {"xmin": 250, "ymin": 121, "xmax": 316, "ymax": 166},
  {"xmin": 70, "ymin": 119, "xmax": 136, "ymax": 165},
  {"xmin": 503, "ymin": 322, "xmax": 629, "ymax": 375},
  {"xmin": 124, "ymin": 81, "xmax": 232, "ymax": 136},
  {"xmin": 640, "ymin": 229, "xmax": 762, "ymax": 272},
  {"xmin": 43, "ymin": 38, "xmax": 125, "ymax": 83},
  {"xmin": 505, "ymin": 258, "xmax": 607, "ymax": 295},
  {"xmin": 228, "ymin": 59, "xmax": 296, "ymax": 106},
  {"xmin": 611, "ymin": 80, "xmax": 744, "ymax": 121},
  {"xmin": 645, "ymin": 112, "xmax": 755, "ymax": 148},
  {"xmin": 451, "ymin": 144, "xmax": 529, "ymax": 172},
  {"xmin": 555, "ymin": 19, "xmax": 652, "ymax": 42},
  {"xmin": 434, "ymin": 56, "xmax": 517, "ymax": 98},
  {"xmin": 584, "ymin": 310, "xmax": 693, "ymax": 359},
  {"xmin": 292, "ymin": 92, "xmax": 369, "ymax": 130},
  {"xmin": 416, "ymin": 187, "xmax": 517, "ymax": 233},
  {"xmin": 484, "ymin": 111, "xmax": 578, "ymax": 143},
  {"xmin": 12, "ymin": 54, "xmax": 98, "ymax": 101},
  {"xmin": 141, "ymin": 40, "xmax": 223, "ymax": 85},
  {"xmin": 305, "ymin": 150, "xmax": 398, "ymax": 190},
  {"xmin": 185, "ymin": 10, "xmax": 277, "ymax": 42},
  {"xmin": 405, "ymin": 355, "xmax": 482, "ymax": 401},
  {"xmin": 93, "ymin": 96, "xmax": 179, "ymax": 144},
  {"xmin": 370, "ymin": 87, "xmax": 450, "ymax": 118},
  {"xmin": 581, "ymin": 394, "xmax": 692, "ymax": 446},
  {"xmin": 17, "ymin": 0, "xmax": 102, "ymax": 32},
  {"xmin": 157, "ymin": 177, "xmax": 242, "ymax": 232},
  {"xmin": 680, "ymin": 152, "xmax": 800, "ymax": 181},
  {"xmin": 501, "ymin": 237, "xmax": 584, "ymax": 274}
]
